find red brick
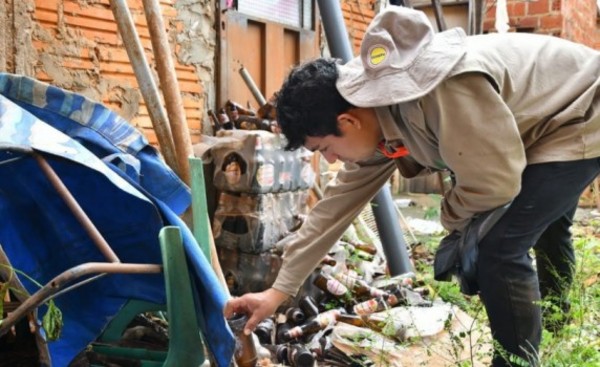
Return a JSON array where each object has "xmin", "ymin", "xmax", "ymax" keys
[
  {"xmin": 515, "ymin": 16, "xmax": 540, "ymax": 29},
  {"xmin": 483, "ymin": 20, "xmax": 495, "ymax": 32},
  {"xmin": 509, "ymin": 2, "xmax": 526, "ymax": 17},
  {"xmin": 540, "ymin": 14, "xmax": 564, "ymax": 30},
  {"xmin": 528, "ymin": 0, "xmax": 550, "ymax": 15}
]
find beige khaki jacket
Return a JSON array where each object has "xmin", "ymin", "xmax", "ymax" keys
[{"xmin": 274, "ymin": 32, "xmax": 600, "ymax": 296}]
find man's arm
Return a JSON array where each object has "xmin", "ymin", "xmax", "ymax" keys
[
  {"xmin": 224, "ymin": 156, "xmax": 396, "ymax": 333},
  {"xmin": 274, "ymin": 156, "xmax": 398, "ymax": 295}
]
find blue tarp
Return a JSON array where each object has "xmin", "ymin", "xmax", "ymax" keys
[{"xmin": 0, "ymin": 73, "xmax": 235, "ymax": 366}]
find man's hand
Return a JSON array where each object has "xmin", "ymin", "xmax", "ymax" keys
[{"xmin": 223, "ymin": 288, "xmax": 290, "ymax": 336}]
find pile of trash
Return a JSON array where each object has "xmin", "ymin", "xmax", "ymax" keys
[{"xmin": 231, "ymin": 236, "xmax": 457, "ymax": 367}]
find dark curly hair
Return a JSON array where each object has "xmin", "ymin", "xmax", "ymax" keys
[{"xmin": 275, "ymin": 58, "xmax": 356, "ymax": 150}]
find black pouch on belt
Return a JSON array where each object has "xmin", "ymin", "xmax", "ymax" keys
[{"xmin": 434, "ymin": 203, "xmax": 511, "ymax": 296}]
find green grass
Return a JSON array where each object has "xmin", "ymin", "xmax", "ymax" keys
[{"xmin": 413, "ymin": 216, "xmax": 600, "ymax": 366}]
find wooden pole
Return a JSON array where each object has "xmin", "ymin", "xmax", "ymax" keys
[
  {"xmin": 109, "ymin": 0, "xmax": 179, "ymax": 175},
  {"xmin": 142, "ymin": 0, "xmax": 193, "ymax": 185}
]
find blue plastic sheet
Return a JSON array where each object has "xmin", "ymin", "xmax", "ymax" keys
[{"xmin": 0, "ymin": 73, "xmax": 234, "ymax": 366}]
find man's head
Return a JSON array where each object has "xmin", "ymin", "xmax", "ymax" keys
[{"xmin": 276, "ymin": 58, "xmax": 382, "ymax": 163}]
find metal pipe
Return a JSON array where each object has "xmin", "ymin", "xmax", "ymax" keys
[
  {"xmin": 239, "ymin": 66, "xmax": 267, "ymax": 106},
  {"xmin": 316, "ymin": 0, "xmax": 354, "ymax": 61},
  {"xmin": 431, "ymin": 0, "xmax": 447, "ymax": 31},
  {"xmin": 316, "ymin": 0, "xmax": 413, "ymax": 275},
  {"xmin": 0, "ymin": 262, "xmax": 162, "ymax": 336},
  {"xmin": 33, "ymin": 153, "xmax": 121, "ymax": 264},
  {"xmin": 371, "ymin": 184, "xmax": 413, "ymax": 274},
  {"xmin": 108, "ymin": 0, "xmax": 179, "ymax": 175},
  {"xmin": 469, "ymin": 0, "xmax": 485, "ymax": 35},
  {"xmin": 142, "ymin": 0, "xmax": 192, "ymax": 185}
]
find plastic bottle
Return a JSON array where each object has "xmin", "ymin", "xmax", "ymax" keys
[{"xmin": 251, "ymin": 135, "xmax": 274, "ymax": 193}]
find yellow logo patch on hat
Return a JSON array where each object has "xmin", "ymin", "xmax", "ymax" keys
[{"xmin": 368, "ymin": 45, "xmax": 388, "ymax": 67}]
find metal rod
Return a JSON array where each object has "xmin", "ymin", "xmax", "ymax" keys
[
  {"xmin": 33, "ymin": 152, "xmax": 121, "ymax": 263},
  {"xmin": 472, "ymin": 0, "xmax": 485, "ymax": 35},
  {"xmin": 431, "ymin": 0, "xmax": 448, "ymax": 31},
  {"xmin": 371, "ymin": 185, "xmax": 413, "ymax": 274},
  {"xmin": 239, "ymin": 66, "xmax": 267, "ymax": 106},
  {"xmin": 108, "ymin": 0, "xmax": 179, "ymax": 175},
  {"xmin": 316, "ymin": 0, "xmax": 354, "ymax": 61},
  {"xmin": 142, "ymin": 0, "xmax": 192, "ymax": 185},
  {"xmin": 0, "ymin": 262, "xmax": 162, "ymax": 336},
  {"xmin": 317, "ymin": 0, "xmax": 414, "ymax": 275}
]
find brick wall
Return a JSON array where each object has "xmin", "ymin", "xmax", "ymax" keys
[
  {"xmin": 484, "ymin": 0, "xmax": 600, "ymax": 49},
  {"xmin": 341, "ymin": 0, "xmax": 377, "ymax": 54},
  {"xmin": 24, "ymin": 0, "xmax": 214, "ymax": 146}
]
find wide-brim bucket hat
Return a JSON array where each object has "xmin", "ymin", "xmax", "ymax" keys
[{"xmin": 337, "ymin": 6, "xmax": 467, "ymax": 107}]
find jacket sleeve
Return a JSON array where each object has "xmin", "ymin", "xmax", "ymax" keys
[
  {"xmin": 424, "ymin": 73, "xmax": 526, "ymax": 231},
  {"xmin": 272, "ymin": 155, "xmax": 397, "ymax": 296}
]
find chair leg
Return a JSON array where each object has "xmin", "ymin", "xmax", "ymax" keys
[{"xmin": 159, "ymin": 226, "xmax": 206, "ymax": 367}]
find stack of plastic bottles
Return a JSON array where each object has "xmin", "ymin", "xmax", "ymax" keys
[{"xmin": 210, "ymin": 128, "xmax": 315, "ymax": 295}]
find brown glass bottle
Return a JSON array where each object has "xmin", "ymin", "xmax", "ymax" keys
[
  {"xmin": 285, "ymin": 307, "xmax": 306, "ymax": 326},
  {"xmin": 208, "ymin": 109, "xmax": 222, "ymax": 134},
  {"xmin": 285, "ymin": 308, "xmax": 343, "ymax": 340},
  {"xmin": 275, "ymin": 322, "xmax": 292, "ymax": 344},
  {"xmin": 333, "ymin": 272, "xmax": 388, "ymax": 298},
  {"xmin": 288, "ymin": 344, "xmax": 315, "ymax": 367},
  {"xmin": 299, "ymin": 295, "xmax": 319, "ymax": 318},
  {"xmin": 236, "ymin": 115, "xmax": 271, "ymax": 131},
  {"xmin": 353, "ymin": 242, "xmax": 378, "ymax": 255},
  {"xmin": 312, "ymin": 273, "xmax": 349, "ymax": 298},
  {"xmin": 226, "ymin": 99, "xmax": 256, "ymax": 116},
  {"xmin": 320, "ymin": 255, "xmax": 337, "ymax": 266},
  {"xmin": 353, "ymin": 286, "xmax": 406, "ymax": 316},
  {"xmin": 227, "ymin": 314, "xmax": 257, "ymax": 367},
  {"xmin": 218, "ymin": 107, "xmax": 234, "ymax": 130},
  {"xmin": 336, "ymin": 314, "xmax": 385, "ymax": 331},
  {"xmin": 254, "ymin": 317, "xmax": 274, "ymax": 345},
  {"xmin": 230, "ymin": 103, "xmax": 240, "ymax": 120},
  {"xmin": 263, "ymin": 344, "xmax": 289, "ymax": 364}
]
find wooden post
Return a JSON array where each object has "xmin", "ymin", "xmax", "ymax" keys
[
  {"xmin": 142, "ymin": 0, "xmax": 193, "ymax": 185},
  {"xmin": 109, "ymin": 0, "xmax": 179, "ymax": 175}
]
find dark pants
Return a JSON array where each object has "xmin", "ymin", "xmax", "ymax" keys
[{"xmin": 476, "ymin": 158, "xmax": 600, "ymax": 367}]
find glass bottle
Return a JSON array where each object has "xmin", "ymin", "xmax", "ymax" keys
[
  {"xmin": 352, "ymin": 286, "xmax": 407, "ymax": 316},
  {"xmin": 218, "ymin": 107, "xmax": 234, "ymax": 130},
  {"xmin": 227, "ymin": 314, "xmax": 257, "ymax": 367},
  {"xmin": 254, "ymin": 317, "xmax": 275, "ymax": 345},
  {"xmin": 312, "ymin": 273, "xmax": 349, "ymax": 299},
  {"xmin": 285, "ymin": 307, "xmax": 306, "ymax": 326},
  {"xmin": 288, "ymin": 344, "xmax": 315, "ymax": 367},
  {"xmin": 284, "ymin": 308, "xmax": 343, "ymax": 341},
  {"xmin": 208, "ymin": 109, "xmax": 222, "ymax": 135},
  {"xmin": 299, "ymin": 295, "xmax": 319, "ymax": 318}
]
